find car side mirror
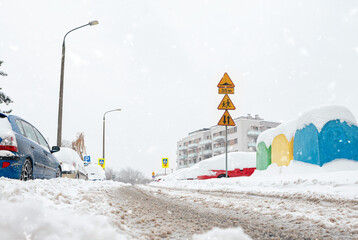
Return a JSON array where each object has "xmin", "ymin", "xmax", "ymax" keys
[{"xmin": 51, "ymin": 146, "xmax": 60, "ymax": 153}]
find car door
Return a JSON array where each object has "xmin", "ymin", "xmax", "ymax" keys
[
  {"xmin": 12, "ymin": 119, "xmax": 43, "ymax": 178},
  {"xmin": 21, "ymin": 121, "xmax": 46, "ymax": 178},
  {"xmin": 33, "ymin": 127, "xmax": 57, "ymax": 178}
]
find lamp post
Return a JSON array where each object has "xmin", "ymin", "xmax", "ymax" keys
[
  {"xmin": 103, "ymin": 109, "xmax": 122, "ymax": 160},
  {"xmin": 57, "ymin": 20, "xmax": 99, "ymax": 146}
]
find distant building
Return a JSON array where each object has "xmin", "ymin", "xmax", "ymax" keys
[{"xmin": 176, "ymin": 114, "xmax": 280, "ymax": 169}]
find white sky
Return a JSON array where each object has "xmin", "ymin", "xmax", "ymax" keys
[{"xmin": 1, "ymin": 1, "xmax": 358, "ymax": 177}]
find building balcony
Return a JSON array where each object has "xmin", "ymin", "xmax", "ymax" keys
[
  {"xmin": 178, "ymin": 146, "xmax": 188, "ymax": 151},
  {"xmin": 202, "ymin": 149, "xmax": 212, "ymax": 155},
  {"xmin": 247, "ymin": 130, "xmax": 261, "ymax": 137},
  {"xmin": 198, "ymin": 149, "xmax": 212, "ymax": 156},
  {"xmin": 213, "ymin": 135, "xmax": 225, "ymax": 142},
  {"xmin": 199, "ymin": 139, "xmax": 212, "ymax": 146},
  {"xmin": 247, "ymin": 142, "xmax": 256, "ymax": 148},
  {"xmin": 178, "ymin": 155, "xmax": 188, "ymax": 160},
  {"xmin": 188, "ymin": 153, "xmax": 198, "ymax": 158},
  {"xmin": 188, "ymin": 143, "xmax": 198, "ymax": 149},
  {"xmin": 213, "ymin": 147, "xmax": 225, "ymax": 153}
]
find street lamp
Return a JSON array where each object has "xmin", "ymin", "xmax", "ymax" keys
[
  {"xmin": 103, "ymin": 109, "xmax": 122, "ymax": 160},
  {"xmin": 57, "ymin": 20, "xmax": 99, "ymax": 146}
]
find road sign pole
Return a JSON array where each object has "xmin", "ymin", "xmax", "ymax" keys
[{"xmin": 225, "ymin": 125, "xmax": 228, "ymax": 178}]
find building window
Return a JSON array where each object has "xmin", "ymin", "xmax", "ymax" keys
[{"xmin": 228, "ymin": 127, "xmax": 237, "ymax": 134}]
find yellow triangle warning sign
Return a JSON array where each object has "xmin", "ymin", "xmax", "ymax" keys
[
  {"xmin": 217, "ymin": 72, "xmax": 235, "ymax": 88},
  {"xmin": 218, "ymin": 110, "xmax": 236, "ymax": 126},
  {"xmin": 218, "ymin": 94, "xmax": 236, "ymax": 110}
]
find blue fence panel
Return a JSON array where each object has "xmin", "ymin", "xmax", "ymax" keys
[
  {"xmin": 319, "ymin": 120, "xmax": 358, "ymax": 166},
  {"xmin": 293, "ymin": 123, "xmax": 320, "ymax": 165}
]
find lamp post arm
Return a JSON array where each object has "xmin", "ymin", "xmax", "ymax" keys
[
  {"xmin": 62, "ymin": 23, "xmax": 90, "ymax": 47},
  {"xmin": 102, "ymin": 109, "xmax": 122, "ymax": 160}
]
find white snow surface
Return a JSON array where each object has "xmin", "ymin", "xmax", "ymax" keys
[
  {"xmin": 296, "ymin": 105, "xmax": 357, "ymax": 132},
  {"xmin": 0, "ymin": 150, "xmax": 15, "ymax": 157},
  {"xmin": 163, "ymin": 152, "xmax": 256, "ymax": 180},
  {"xmin": 53, "ymin": 147, "xmax": 82, "ymax": 164},
  {"xmin": 257, "ymin": 119, "xmax": 296, "ymax": 148},
  {"xmin": 193, "ymin": 227, "xmax": 252, "ymax": 240},
  {"xmin": 0, "ymin": 178, "xmax": 130, "ymax": 240},
  {"xmin": 0, "ymin": 159, "xmax": 357, "ymax": 239},
  {"xmin": 0, "ymin": 116, "xmax": 16, "ymax": 145},
  {"xmin": 0, "ymin": 116, "xmax": 12, "ymax": 131},
  {"xmin": 257, "ymin": 105, "xmax": 358, "ymax": 147},
  {"xmin": 153, "ymin": 159, "xmax": 358, "ymax": 200}
]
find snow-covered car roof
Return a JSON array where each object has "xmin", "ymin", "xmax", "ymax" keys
[{"xmin": 53, "ymin": 147, "xmax": 83, "ymax": 165}]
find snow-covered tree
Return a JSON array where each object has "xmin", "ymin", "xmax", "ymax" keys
[{"xmin": 0, "ymin": 61, "xmax": 13, "ymax": 114}]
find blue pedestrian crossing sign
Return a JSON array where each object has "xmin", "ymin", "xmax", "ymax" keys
[
  {"xmin": 98, "ymin": 158, "xmax": 105, "ymax": 169},
  {"xmin": 162, "ymin": 158, "xmax": 169, "ymax": 168}
]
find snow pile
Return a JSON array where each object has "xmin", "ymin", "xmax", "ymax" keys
[
  {"xmin": 193, "ymin": 227, "xmax": 251, "ymax": 240},
  {"xmin": 0, "ymin": 178, "xmax": 129, "ymax": 240},
  {"xmin": 296, "ymin": 105, "xmax": 357, "ymax": 132},
  {"xmin": 257, "ymin": 105, "xmax": 358, "ymax": 147},
  {"xmin": 163, "ymin": 152, "xmax": 256, "ymax": 180},
  {"xmin": 153, "ymin": 159, "xmax": 358, "ymax": 200},
  {"xmin": 257, "ymin": 119, "xmax": 296, "ymax": 147},
  {"xmin": 85, "ymin": 164, "xmax": 106, "ymax": 180}
]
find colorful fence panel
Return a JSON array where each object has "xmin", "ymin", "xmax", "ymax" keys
[
  {"xmin": 319, "ymin": 120, "xmax": 358, "ymax": 166},
  {"xmin": 256, "ymin": 142, "xmax": 271, "ymax": 170},
  {"xmin": 272, "ymin": 134, "xmax": 294, "ymax": 166}
]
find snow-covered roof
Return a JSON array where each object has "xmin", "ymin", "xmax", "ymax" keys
[
  {"xmin": 296, "ymin": 105, "xmax": 357, "ymax": 132},
  {"xmin": 257, "ymin": 119, "xmax": 296, "ymax": 148},
  {"xmin": 257, "ymin": 105, "xmax": 357, "ymax": 147}
]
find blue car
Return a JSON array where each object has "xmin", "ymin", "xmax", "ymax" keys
[{"xmin": 0, "ymin": 113, "xmax": 61, "ymax": 180}]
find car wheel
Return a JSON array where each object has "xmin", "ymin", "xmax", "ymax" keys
[
  {"xmin": 20, "ymin": 159, "xmax": 33, "ymax": 181},
  {"xmin": 56, "ymin": 167, "xmax": 62, "ymax": 178},
  {"xmin": 217, "ymin": 174, "xmax": 227, "ymax": 178}
]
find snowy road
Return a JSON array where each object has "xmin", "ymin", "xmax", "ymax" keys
[
  {"xmin": 1, "ymin": 176, "xmax": 357, "ymax": 239},
  {"xmin": 109, "ymin": 185, "xmax": 358, "ymax": 239}
]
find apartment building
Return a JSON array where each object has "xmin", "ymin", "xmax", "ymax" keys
[{"xmin": 176, "ymin": 114, "xmax": 280, "ymax": 169}]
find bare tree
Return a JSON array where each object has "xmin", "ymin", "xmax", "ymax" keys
[
  {"xmin": 71, "ymin": 132, "xmax": 86, "ymax": 160},
  {"xmin": 105, "ymin": 168, "xmax": 117, "ymax": 180},
  {"xmin": 113, "ymin": 167, "xmax": 151, "ymax": 184}
]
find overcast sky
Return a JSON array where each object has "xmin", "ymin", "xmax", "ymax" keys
[{"xmin": 1, "ymin": 1, "xmax": 358, "ymax": 176}]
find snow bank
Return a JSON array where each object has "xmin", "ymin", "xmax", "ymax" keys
[
  {"xmin": 193, "ymin": 227, "xmax": 252, "ymax": 240},
  {"xmin": 153, "ymin": 159, "xmax": 358, "ymax": 200},
  {"xmin": 163, "ymin": 152, "xmax": 256, "ymax": 181},
  {"xmin": 0, "ymin": 178, "xmax": 129, "ymax": 240}
]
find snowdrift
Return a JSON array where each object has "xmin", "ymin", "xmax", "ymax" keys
[{"xmin": 161, "ymin": 152, "xmax": 256, "ymax": 181}]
